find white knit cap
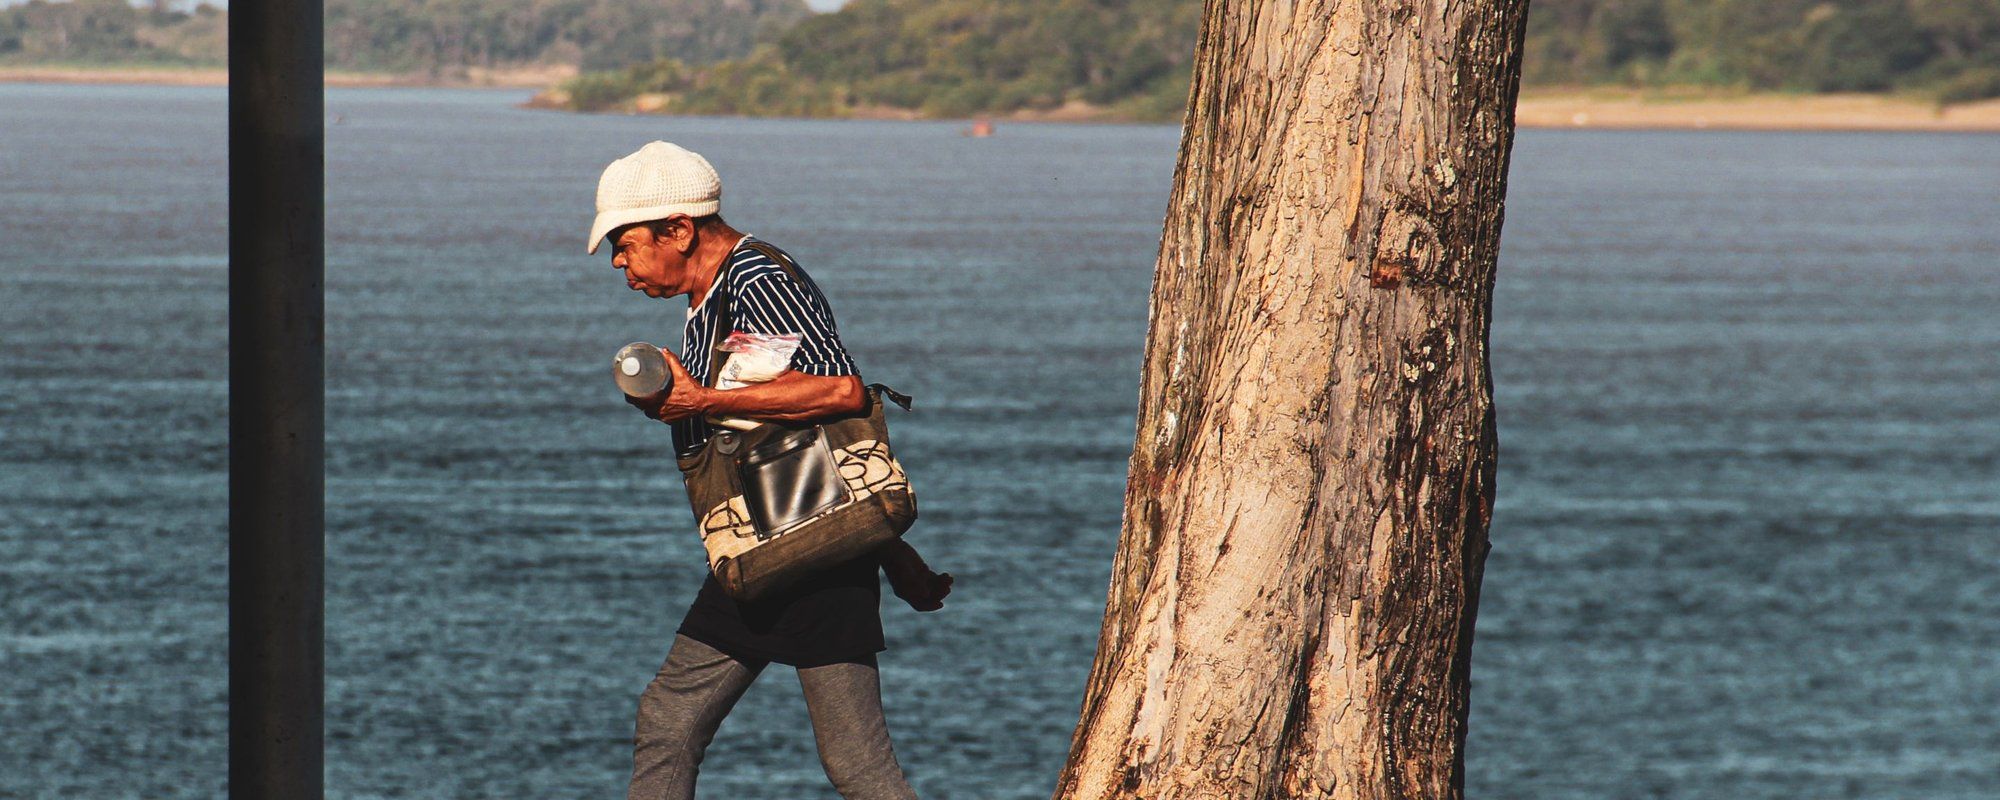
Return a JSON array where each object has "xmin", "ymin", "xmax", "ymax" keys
[{"xmin": 587, "ymin": 141, "xmax": 723, "ymax": 254}]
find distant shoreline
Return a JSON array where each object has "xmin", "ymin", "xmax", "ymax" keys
[
  {"xmin": 7, "ymin": 66, "xmax": 1998, "ymax": 132},
  {"xmin": 0, "ymin": 64, "xmax": 571, "ymax": 89},
  {"xmin": 1513, "ymin": 89, "xmax": 2000, "ymax": 133}
]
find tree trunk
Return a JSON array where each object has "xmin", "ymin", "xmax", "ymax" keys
[{"xmin": 1053, "ymin": 1, "xmax": 1528, "ymax": 798}]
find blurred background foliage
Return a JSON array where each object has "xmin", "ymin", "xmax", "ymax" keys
[
  {"xmin": 1527, "ymin": 0, "xmax": 2000, "ymax": 101},
  {"xmin": 2, "ymin": 0, "xmax": 1996, "ymax": 115},
  {"xmin": 556, "ymin": 0, "xmax": 2000, "ymax": 117},
  {"xmin": 0, "ymin": 0, "xmax": 808, "ymax": 75}
]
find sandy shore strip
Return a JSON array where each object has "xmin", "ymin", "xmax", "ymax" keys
[
  {"xmin": 539, "ymin": 86, "xmax": 2000, "ymax": 131},
  {"xmin": 1515, "ymin": 89, "xmax": 2000, "ymax": 132},
  {"xmin": 0, "ymin": 64, "xmax": 572, "ymax": 89},
  {"xmin": 9, "ymin": 67, "xmax": 1999, "ymax": 132}
]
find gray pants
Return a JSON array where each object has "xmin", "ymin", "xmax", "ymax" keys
[{"xmin": 628, "ymin": 635, "xmax": 919, "ymax": 800}]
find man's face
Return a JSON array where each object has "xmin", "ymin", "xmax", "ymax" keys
[{"xmin": 609, "ymin": 218, "xmax": 693, "ymax": 299}]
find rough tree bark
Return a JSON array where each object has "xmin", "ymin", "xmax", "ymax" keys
[{"xmin": 1053, "ymin": 1, "xmax": 1528, "ymax": 798}]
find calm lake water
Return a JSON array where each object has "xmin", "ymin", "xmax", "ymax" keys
[{"xmin": 2, "ymin": 84, "xmax": 1997, "ymax": 798}]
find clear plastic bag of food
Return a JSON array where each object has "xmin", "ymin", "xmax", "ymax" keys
[{"xmin": 714, "ymin": 330, "xmax": 801, "ymax": 390}]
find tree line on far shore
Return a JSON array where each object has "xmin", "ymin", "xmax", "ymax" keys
[
  {"xmin": 554, "ymin": 0, "xmax": 2000, "ymax": 118},
  {"xmin": 3, "ymin": 0, "xmax": 1996, "ymax": 116},
  {"xmin": 558, "ymin": 0, "xmax": 1200, "ymax": 118},
  {"xmin": 1527, "ymin": 0, "xmax": 2000, "ymax": 103},
  {"xmin": 0, "ymin": 0, "xmax": 807, "ymax": 75}
]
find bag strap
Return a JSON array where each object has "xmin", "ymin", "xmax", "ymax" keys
[
  {"xmin": 699, "ymin": 242, "xmax": 741, "ymax": 391},
  {"xmin": 870, "ymin": 383, "xmax": 914, "ymax": 411},
  {"xmin": 703, "ymin": 238, "xmax": 777, "ymax": 390},
  {"xmin": 742, "ymin": 240, "xmax": 799, "ymax": 280}
]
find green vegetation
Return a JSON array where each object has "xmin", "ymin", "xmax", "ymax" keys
[
  {"xmin": 4, "ymin": 0, "xmax": 1995, "ymax": 117},
  {"xmin": 1526, "ymin": 0, "xmax": 2000, "ymax": 95},
  {"xmin": 0, "ymin": 0, "xmax": 809, "ymax": 75},
  {"xmin": 0, "ymin": 0, "xmax": 221, "ymax": 65},
  {"xmin": 555, "ymin": 0, "xmax": 2000, "ymax": 120},
  {"xmin": 322, "ymin": 0, "xmax": 810, "ymax": 74},
  {"xmin": 553, "ymin": 0, "xmax": 1200, "ymax": 117}
]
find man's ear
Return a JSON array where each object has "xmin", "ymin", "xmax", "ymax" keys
[{"xmin": 661, "ymin": 217, "xmax": 697, "ymax": 255}]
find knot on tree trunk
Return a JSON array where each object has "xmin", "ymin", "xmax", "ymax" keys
[{"xmin": 1369, "ymin": 201, "xmax": 1442, "ymax": 290}]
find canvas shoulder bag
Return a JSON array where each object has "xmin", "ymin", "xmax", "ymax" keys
[{"xmin": 675, "ymin": 241, "xmax": 918, "ymax": 601}]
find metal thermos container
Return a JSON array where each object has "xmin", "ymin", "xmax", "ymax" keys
[{"xmin": 613, "ymin": 342, "xmax": 673, "ymax": 398}]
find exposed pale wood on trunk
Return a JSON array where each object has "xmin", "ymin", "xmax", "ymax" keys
[{"xmin": 1053, "ymin": 1, "xmax": 1528, "ymax": 798}]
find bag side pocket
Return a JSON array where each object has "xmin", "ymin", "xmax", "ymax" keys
[{"xmin": 736, "ymin": 426, "xmax": 852, "ymax": 539}]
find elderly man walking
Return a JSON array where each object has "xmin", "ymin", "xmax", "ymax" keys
[{"xmin": 590, "ymin": 141, "xmax": 951, "ymax": 800}]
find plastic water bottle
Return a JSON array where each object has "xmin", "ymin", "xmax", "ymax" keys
[{"xmin": 613, "ymin": 342, "xmax": 673, "ymax": 398}]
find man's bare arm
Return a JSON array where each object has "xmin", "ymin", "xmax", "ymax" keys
[
  {"xmin": 700, "ymin": 370, "xmax": 865, "ymax": 421},
  {"xmin": 627, "ymin": 348, "xmax": 865, "ymax": 423}
]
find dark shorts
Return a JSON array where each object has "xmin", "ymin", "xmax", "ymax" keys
[{"xmin": 675, "ymin": 554, "xmax": 884, "ymax": 667}]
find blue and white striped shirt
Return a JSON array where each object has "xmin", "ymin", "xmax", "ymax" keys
[{"xmin": 672, "ymin": 236, "xmax": 859, "ymax": 457}]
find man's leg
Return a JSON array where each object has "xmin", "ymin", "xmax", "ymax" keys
[
  {"xmin": 628, "ymin": 634, "xmax": 764, "ymax": 800},
  {"xmin": 797, "ymin": 655, "xmax": 919, "ymax": 800}
]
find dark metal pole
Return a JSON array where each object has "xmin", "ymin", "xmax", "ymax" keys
[{"xmin": 229, "ymin": 0, "xmax": 324, "ymax": 797}]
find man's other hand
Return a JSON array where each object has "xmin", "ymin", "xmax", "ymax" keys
[
  {"xmin": 889, "ymin": 568, "xmax": 953, "ymax": 612},
  {"xmin": 880, "ymin": 541, "xmax": 953, "ymax": 612}
]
